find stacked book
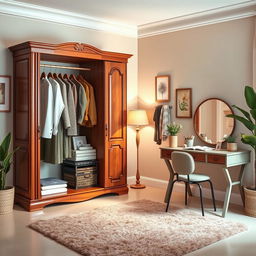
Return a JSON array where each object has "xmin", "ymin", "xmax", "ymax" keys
[
  {"xmin": 70, "ymin": 144, "xmax": 96, "ymax": 161},
  {"xmin": 40, "ymin": 177, "xmax": 68, "ymax": 196}
]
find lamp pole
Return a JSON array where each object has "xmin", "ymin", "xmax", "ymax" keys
[{"xmin": 130, "ymin": 126, "xmax": 145, "ymax": 189}]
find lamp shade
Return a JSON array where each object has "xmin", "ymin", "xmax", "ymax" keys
[{"xmin": 128, "ymin": 110, "xmax": 149, "ymax": 126}]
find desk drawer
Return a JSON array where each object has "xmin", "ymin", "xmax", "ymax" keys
[
  {"xmin": 161, "ymin": 149, "xmax": 173, "ymax": 159},
  {"xmin": 208, "ymin": 154, "xmax": 226, "ymax": 164},
  {"xmin": 190, "ymin": 152, "xmax": 206, "ymax": 162}
]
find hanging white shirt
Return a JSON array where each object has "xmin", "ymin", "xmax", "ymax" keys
[
  {"xmin": 48, "ymin": 77, "xmax": 65, "ymax": 136},
  {"xmin": 40, "ymin": 77, "xmax": 53, "ymax": 139}
]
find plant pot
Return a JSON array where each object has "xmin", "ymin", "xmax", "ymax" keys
[
  {"xmin": 0, "ymin": 186, "xmax": 14, "ymax": 215},
  {"xmin": 169, "ymin": 135, "xmax": 178, "ymax": 148},
  {"xmin": 227, "ymin": 143, "xmax": 237, "ymax": 151},
  {"xmin": 244, "ymin": 187, "xmax": 256, "ymax": 217}
]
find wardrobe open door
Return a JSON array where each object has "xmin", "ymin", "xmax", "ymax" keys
[
  {"xmin": 13, "ymin": 53, "xmax": 40, "ymax": 201},
  {"xmin": 104, "ymin": 62, "xmax": 127, "ymax": 188}
]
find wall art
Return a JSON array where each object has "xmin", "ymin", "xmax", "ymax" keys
[
  {"xmin": 176, "ymin": 88, "xmax": 192, "ymax": 118},
  {"xmin": 0, "ymin": 76, "xmax": 11, "ymax": 112}
]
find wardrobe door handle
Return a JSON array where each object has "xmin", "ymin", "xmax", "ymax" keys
[
  {"xmin": 105, "ymin": 124, "xmax": 108, "ymax": 137},
  {"xmin": 37, "ymin": 126, "xmax": 41, "ymax": 136}
]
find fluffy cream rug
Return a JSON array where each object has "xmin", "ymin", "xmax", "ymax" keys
[{"xmin": 29, "ymin": 200, "xmax": 247, "ymax": 256}]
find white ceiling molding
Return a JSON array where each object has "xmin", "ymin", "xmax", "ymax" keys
[
  {"xmin": 0, "ymin": 0, "xmax": 137, "ymax": 37},
  {"xmin": 138, "ymin": 1, "xmax": 256, "ymax": 38}
]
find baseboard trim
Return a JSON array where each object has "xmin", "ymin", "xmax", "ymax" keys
[{"xmin": 127, "ymin": 176, "xmax": 243, "ymax": 206}]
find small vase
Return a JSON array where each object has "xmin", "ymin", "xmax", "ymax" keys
[
  {"xmin": 227, "ymin": 143, "xmax": 237, "ymax": 152},
  {"xmin": 0, "ymin": 186, "xmax": 15, "ymax": 215},
  {"xmin": 169, "ymin": 135, "xmax": 178, "ymax": 148}
]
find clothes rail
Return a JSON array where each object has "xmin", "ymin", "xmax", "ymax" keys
[{"xmin": 40, "ymin": 64, "xmax": 91, "ymax": 71}]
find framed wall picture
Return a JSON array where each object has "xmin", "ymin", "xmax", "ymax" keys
[
  {"xmin": 155, "ymin": 75, "xmax": 170, "ymax": 103},
  {"xmin": 176, "ymin": 88, "xmax": 192, "ymax": 118},
  {"xmin": 0, "ymin": 76, "xmax": 11, "ymax": 112}
]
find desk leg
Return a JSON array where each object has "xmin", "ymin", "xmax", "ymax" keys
[
  {"xmin": 238, "ymin": 165, "xmax": 245, "ymax": 207},
  {"xmin": 222, "ymin": 168, "xmax": 232, "ymax": 218},
  {"xmin": 164, "ymin": 160, "xmax": 175, "ymax": 203},
  {"xmin": 163, "ymin": 159, "xmax": 192, "ymax": 204}
]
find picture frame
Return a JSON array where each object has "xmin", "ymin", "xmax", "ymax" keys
[
  {"xmin": 155, "ymin": 75, "xmax": 170, "ymax": 103},
  {"xmin": 0, "ymin": 76, "xmax": 11, "ymax": 112},
  {"xmin": 72, "ymin": 136, "xmax": 87, "ymax": 150},
  {"xmin": 176, "ymin": 88, "xmax": 192, "ymax": 118}
]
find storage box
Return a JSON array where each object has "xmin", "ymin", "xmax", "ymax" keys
[{"xmin": 62, "ymin": 165, "xmax": 98, "ymax": 189}]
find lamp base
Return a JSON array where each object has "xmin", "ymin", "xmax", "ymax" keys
[{"xmin": 130, "ymin": 184, "xmax": 146, "ymax": 189}]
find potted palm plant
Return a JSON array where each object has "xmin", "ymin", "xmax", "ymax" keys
[
  {"xmin": 167, "ymin": 122, "xmax": 182, "ymax": 148},
  {"xmin": 227, "ymin": 86, "xmax": 256, "ymax": 217},
  {"xmin": 0, "ymin": 133, "xmax": 17, "ymax": 214}
]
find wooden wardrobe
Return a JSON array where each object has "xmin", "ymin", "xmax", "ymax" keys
[{"xmin": 9, "ymin": 41, "xmax": 132, "ymax": 211}]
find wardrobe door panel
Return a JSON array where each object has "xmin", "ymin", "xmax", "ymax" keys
[
  {"xmin": 14, "ymin": 57, "xmax": 31, "ymax": 198},
  {"xmin": 108, "ymin": 144, "xmax": 124, "ymax": 183},
  {"xmin": 104, "ymin": 62, "xmax": 127, "ymax": 187},
  {"xmin": 108, "ymin": 68, "xmax": 123, "ymax": 140},
  {"xmin": 13, "ymin": 53, "xmax": 40, "ymax": 200}
]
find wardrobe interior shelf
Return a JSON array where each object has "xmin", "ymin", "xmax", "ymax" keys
[{"xmin": 41, "ymin": 186, "xmax": 104, "ymax": 199}]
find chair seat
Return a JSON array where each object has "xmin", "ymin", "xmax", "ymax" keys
[{"xmin": 178, "ymin": 174, "xmax": 210, "ymax": 182}]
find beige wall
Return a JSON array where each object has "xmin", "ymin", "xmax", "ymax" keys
[
  {"xmin": 138, "ymin": 17, "xmax": 254, "ymax": 194},
  {"xmin": 0, "ymin": 14, "xmax": 138, "ymax": 185}
]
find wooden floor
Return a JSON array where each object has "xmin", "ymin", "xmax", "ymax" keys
[{"xmin": 0, "ymin": 186, "xmax": 255, "ymax": 256}]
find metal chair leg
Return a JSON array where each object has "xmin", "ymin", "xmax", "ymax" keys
[
  {"xmin": 196, "ymin": 183, "xmax": 204, "ymax": 216},
  {"xmin": 166, "ymin": 180, "xmax": 178, "ymax": 212},
  {"xmin": 185, "ymin": 182, "xmax": 188, "ymax": 205},
  {"xmin": 208, "ymin": 180, "xmax": 216, "ymax": 211}
]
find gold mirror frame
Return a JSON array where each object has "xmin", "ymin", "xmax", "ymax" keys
[{"xmin": 193, "ymin": 98, "xmax": 235, "ymax": 146}]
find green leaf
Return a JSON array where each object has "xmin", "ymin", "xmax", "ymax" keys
[
  {"xmin": 241, "ymin": 134, "xmax": 256, "ymax": 148},
  {"xmin": 245, "ymin": 86, "xmax": 256, "ymax": 109},
  {"xmin": 2, "ymin": 152, "xmax": 13, "ymax": 174},
  {"xmin": 0, "ymin": 133, "xmax": 11, "ymax": 160},
  {"xmin": 231, "ymin": 105, "xmax": 252, "ymax": 123},
  {"xmin": 226, "ymin": 114, "xmax": 256, "ymax": 131},
  {"xmin": 250, "ymin": 109, "xmax": 256, "ymax": 122}
]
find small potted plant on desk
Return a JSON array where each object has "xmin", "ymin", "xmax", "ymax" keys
[
  {"xmin": 0, "ymin": 133, "xmax": 18, "ymax": 215},
  {"xmin": 167, "ymin": 122, "xmax": 182, "ymax": 148},
  {"xmin": 224, "ymin": 135, "xmax": 237, "ymax": 152},
  {"xmin": 227, "ymin": 86, "xmax": 256, "ymax": 217}
]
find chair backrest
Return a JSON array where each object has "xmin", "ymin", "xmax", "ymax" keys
[{"xmin": 171, "ymin": 151, "xmax": 195, "ymax": 175}]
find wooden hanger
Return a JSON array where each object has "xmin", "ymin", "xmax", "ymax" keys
[
  {"xmin": 53, "ymin": 73, "xmax": 58, "ymax": 79},
  {"xmin": 40, "ymin": 72, "xmax": 46, "ymax": 79},
  {"xmin": 69, "ymin": 74, "xmax": 78, "ymax": 82},
  {"xmin": 58, "ymin": 73, "xmax": 63, "ymax": 79},
  {"xmin": 63, "ymin": 74, "xmax": 69, "ymax": 79},
  {"xmin": 47, "ymin": 72, "xmax": 53, "ymax": 78}
]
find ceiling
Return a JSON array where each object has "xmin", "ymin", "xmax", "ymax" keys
[{"xmin": 11, "ymin": 0, "xmax": 253, "ymax": 26}]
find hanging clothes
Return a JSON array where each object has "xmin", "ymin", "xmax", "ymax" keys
[
  {"xmin": 55, "ymin": 77, "xmax": 71, "ymax": 159},
  {"xmin": 40, "ymin": 77, "xmax": 54, "ymax": 139},
  {"xmin": 153, "ymin": 105, "xmax": 163, "ymax": 145},
  {"xmin": 55, "ymin": 77, "xmax": 71, "ymax": 129},
  {"xmin": 60, "ymin": 76, "xmax": 78, "ymax": 136},
  {"xmin": 41, "ymin": 77, "xmax": 65, "ymax": 164},
  {"xmin": 48, "ymin": 77, "xmax": 65, "ymax": 135},
  {"xmin": 71, "ymin": 78, "xmax": 87, "ymax": 125},
  {"xmin": 65, "ymin": 78, "xmax": 78, "ymax": 111},
  {"xmin": 77, "ymin": 75, "xmax": 97, "ymax": 127},
  {"xmin": 159, "ymin": 105, "xmax": 172, "ymax": 142}
]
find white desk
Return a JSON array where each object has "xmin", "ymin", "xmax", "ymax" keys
[{"xmin": 160, "ymin": 147, "xmax": 251, "ymax": 217}]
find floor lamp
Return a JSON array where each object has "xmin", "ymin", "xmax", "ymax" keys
[{"xmin": 128, "ymin": 109, "xmax": 149, "ymax": 189}]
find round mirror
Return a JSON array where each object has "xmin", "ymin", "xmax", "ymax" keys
[{"xmin": 193, "ymin": 98, "xmax": 235, "ymax": 145}]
